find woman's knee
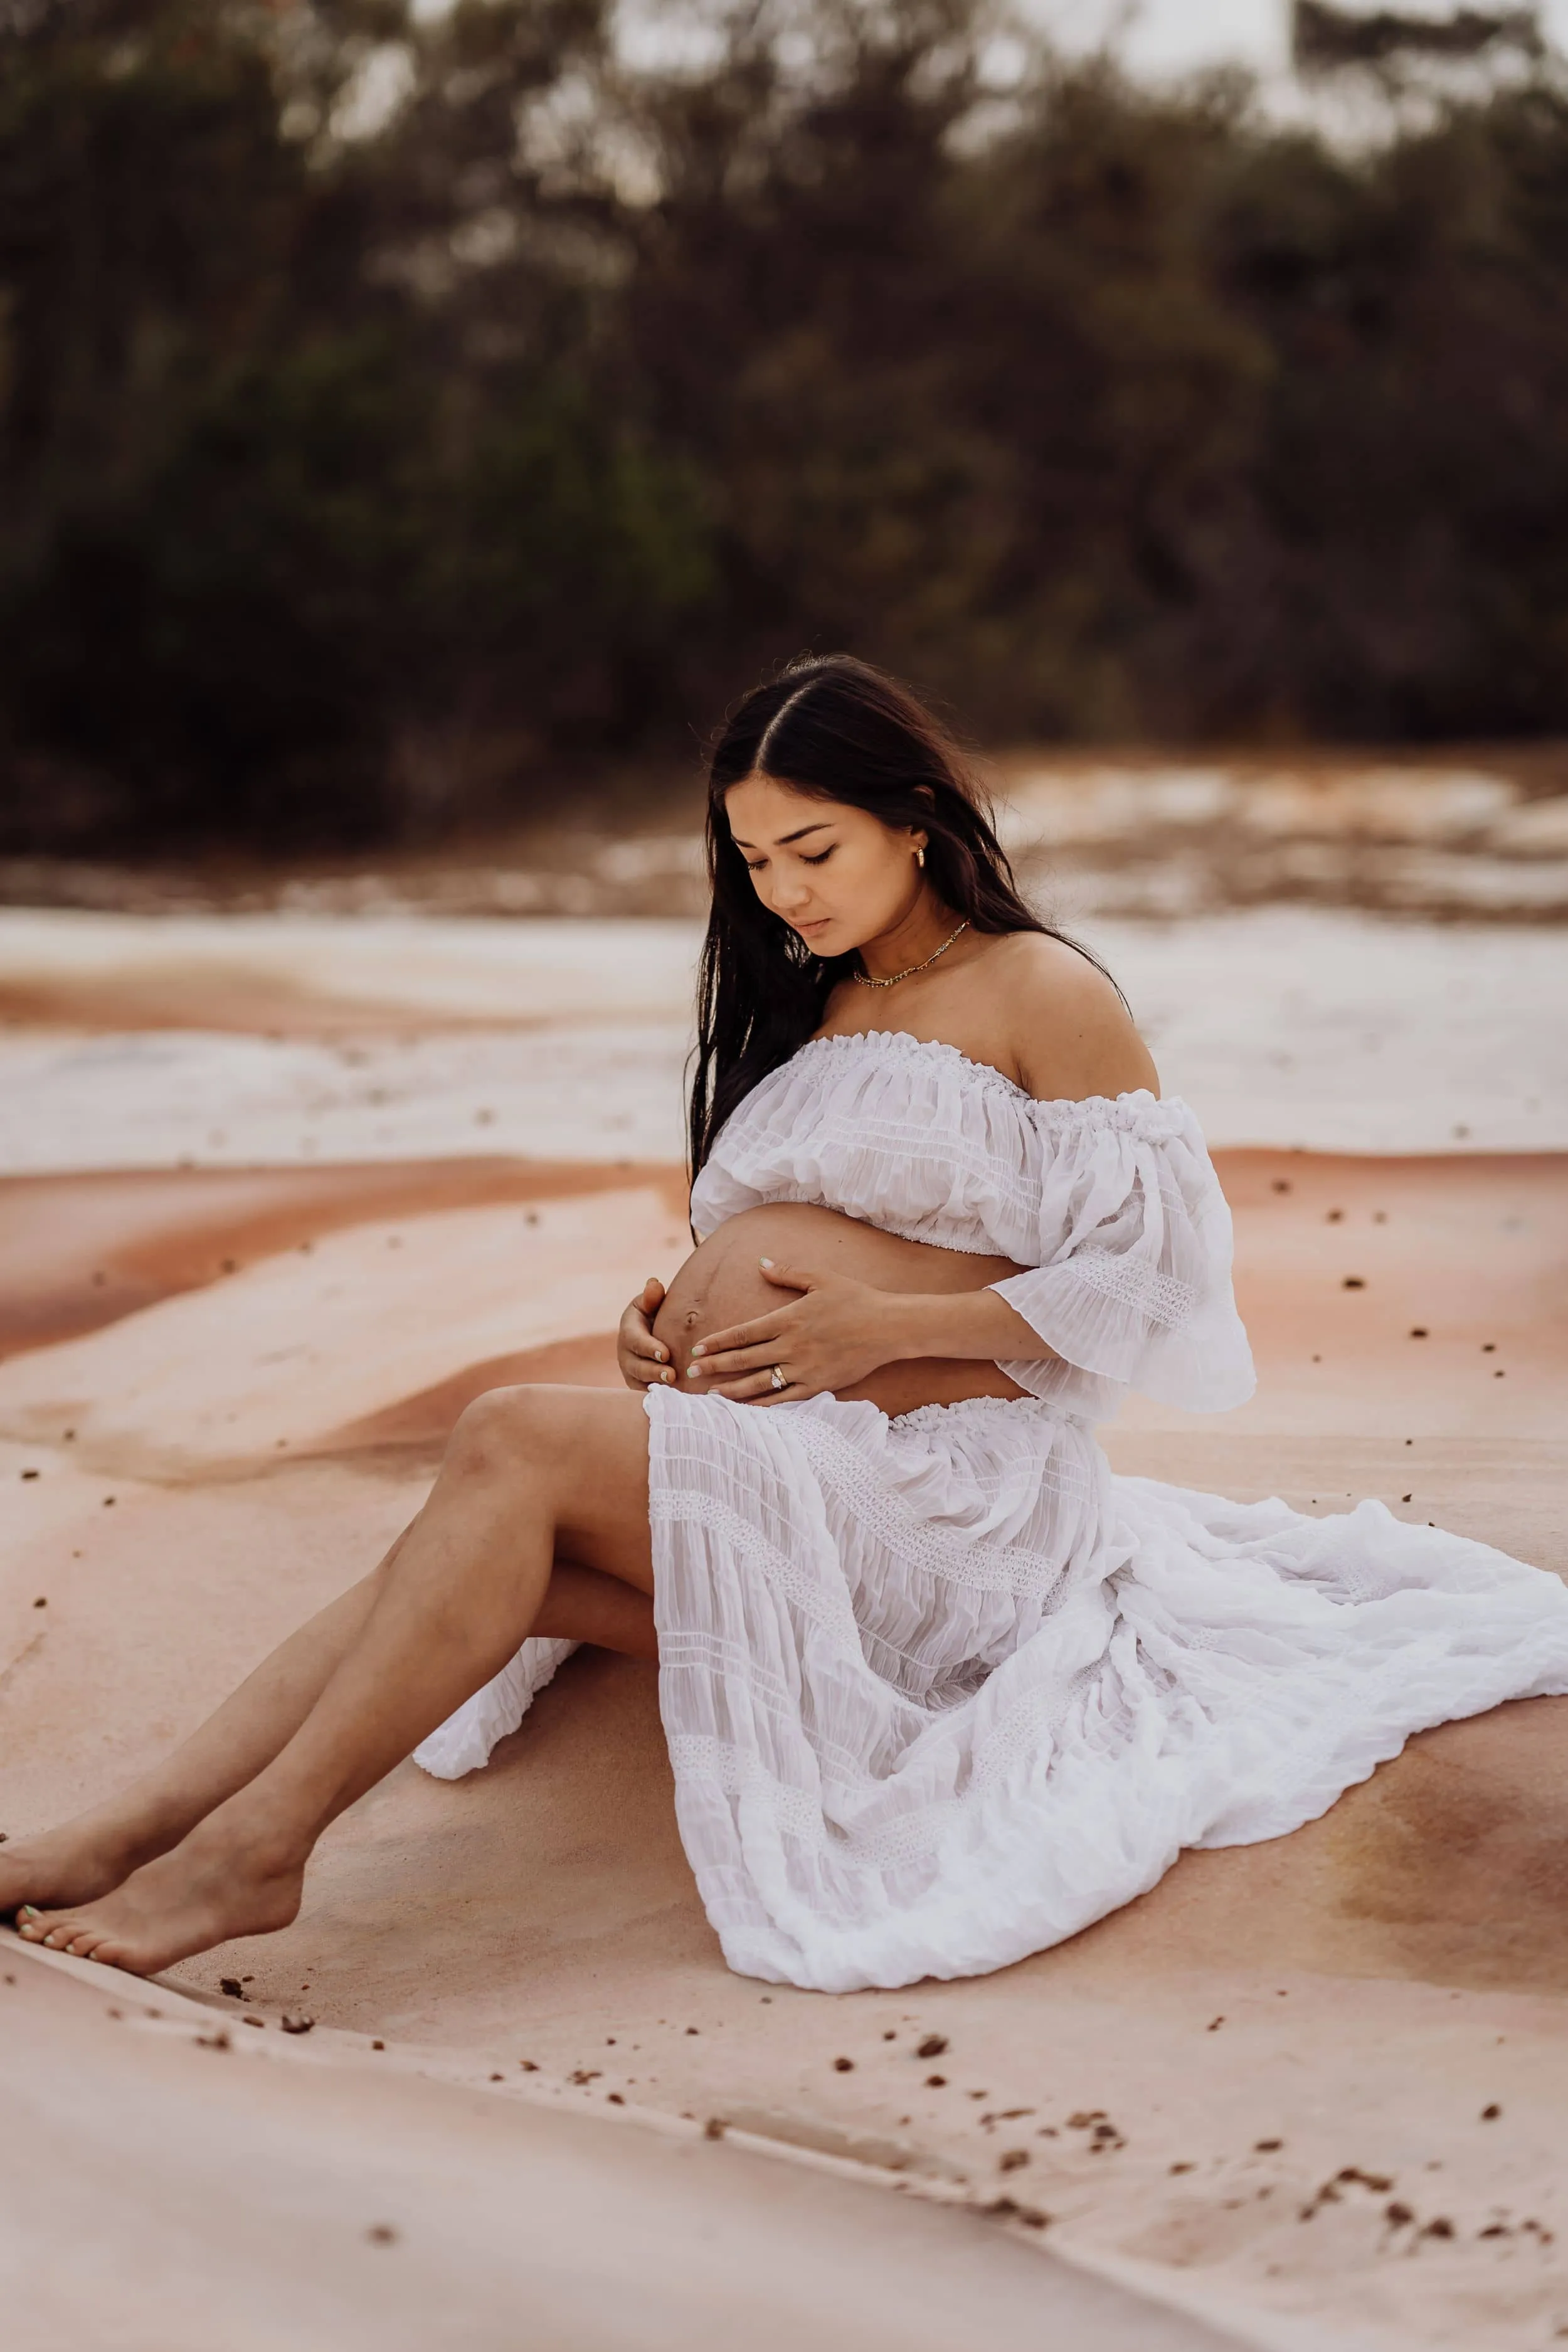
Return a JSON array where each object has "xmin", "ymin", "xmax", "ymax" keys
[{"xmin": 446, "ymin": 1384, "xmax": 554, "ymax": 1480}]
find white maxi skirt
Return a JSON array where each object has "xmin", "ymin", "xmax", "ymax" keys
[{"xmin": 419, "ymin": 1386, "xmax": 1568, "ymax": 1994}]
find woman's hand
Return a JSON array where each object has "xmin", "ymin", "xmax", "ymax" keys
[
  {"xmin": 684, "ymin": 1259, "xmax": 904, "ymax": 1404},
  {"xmin": 618, "ymin": 1276, "xmax": 676, "ymax": 1391}
]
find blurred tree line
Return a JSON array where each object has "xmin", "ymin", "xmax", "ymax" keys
[{"xmin": 2, "ymin": 0, "xmax": 1567, "ymax": 853}]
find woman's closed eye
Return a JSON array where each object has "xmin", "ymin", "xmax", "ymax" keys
[{"xmin": 744, "ymin": 847, "xmax": 835, "ymax": 872}]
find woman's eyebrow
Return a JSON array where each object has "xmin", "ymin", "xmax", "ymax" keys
[{"xmin": 731, "ymin": 821, "xmax": 835, "ymax": 850}]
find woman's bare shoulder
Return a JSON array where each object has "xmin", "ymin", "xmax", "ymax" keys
[{"xmin": 988, "ymin": 933, "xmax": 1159, "ymax": 1103}]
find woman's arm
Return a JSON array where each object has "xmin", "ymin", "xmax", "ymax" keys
[
  {"xmin": 687, "ymin": 1261, "xmax": 1046, "ymax": 1403},
  {"xmin": 877, "ymin": 1285, "xmax": 1044, "ymax": 1362}
]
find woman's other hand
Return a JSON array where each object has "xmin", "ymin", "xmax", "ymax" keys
[
  {"xmin": 684, "ymin": 1259, "xmax": 902, "ymax": 1403},
  {"xmin": 618, "ymin": 1277, "xmax": 675, "ymax": 1391}
]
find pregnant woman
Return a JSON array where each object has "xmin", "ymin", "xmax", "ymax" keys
[{"xmin": 8, "ymin": 656, "xmax": 1568, "ymax": 1988}]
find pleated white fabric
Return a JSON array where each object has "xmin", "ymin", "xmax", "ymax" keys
[
  {"xmin": 413, "ymin": 1635, "xmax": 576, "ymax": 1781},
  {"xmin": 417, "ymin": 1029, "xmax": 1568, "ymax": 1991}
]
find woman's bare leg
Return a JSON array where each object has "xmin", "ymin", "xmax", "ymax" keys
[
  {"xmin": 13, "ymin": 1386, "xmax": 655, "ymax": 1971},
  {"xmin": 531, "ymin": 1560, "xmax": 657, "ymax": 1658},
  {"xmin": 0, "ymin": 1567, "xmax": 387, "ymax": 1919},
  {"xmin": 0, "ymin": 1524, "xmax": 655, "ymax": 1923}
]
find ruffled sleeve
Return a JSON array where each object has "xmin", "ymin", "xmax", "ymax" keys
[{"xmin": 988, "ymin": 1093, "xmax": 1255, "ymax": 1419}]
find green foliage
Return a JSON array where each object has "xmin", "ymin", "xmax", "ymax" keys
[{"xmin": 1, "ymin": 0, "xmax": 1566, "ymax": 850}]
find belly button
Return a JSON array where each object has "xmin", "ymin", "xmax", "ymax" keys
[{"xmin": 683, "ymin": 1309, "xmax": 701, "ymax": 1329}]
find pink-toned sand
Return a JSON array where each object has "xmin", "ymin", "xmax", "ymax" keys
[
  {"xmin": 3, "ymin": 890, "xmax": 1566, "ymax": 2351},
  {"xmin": 3, "ymin": 1131, "xmax": 1566, "ymax": 2351}
]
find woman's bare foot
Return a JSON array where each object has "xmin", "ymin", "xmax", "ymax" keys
[
  {"xmin": 15, "ymin": 1821, "xmax": 305, "ymax": 1976},
  {"xmin": 0, "ymin": 1805, "xmax": 178, "ymax": 1922}
]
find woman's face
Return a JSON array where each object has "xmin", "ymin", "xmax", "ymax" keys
[{"xmin": 724, "ymin": 773, "xmax": 927, "ymax": 956}]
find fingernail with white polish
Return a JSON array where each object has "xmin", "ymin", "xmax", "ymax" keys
[
  {"xmin": 758, "ymin": 1257, "xmax": 774, "ymax": 1268},
  {"xmin": 686, "ymin": 1364, "xmax": 703, "ymax": 1377}
]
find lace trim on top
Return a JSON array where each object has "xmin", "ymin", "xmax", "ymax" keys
[
  {"xmin": 1066, "ymin": 1246, "xmax": 1198, "ymax": 1330},
  {"xmin": 890, "ymin": 1395, "xmax": 1079, "ymax": 1434},
  {"xmin": 800, "ymin": 1029, "xmax": 1032, "ymax": 1103},
  {"xmin": 793, "ymin": 1029, "xmax": 1187, "ymax": 1132}
]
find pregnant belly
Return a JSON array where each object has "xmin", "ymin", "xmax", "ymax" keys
[{"xmin": 650, "ymin": 1202, "xmax": 1030, "ymax": 1418}]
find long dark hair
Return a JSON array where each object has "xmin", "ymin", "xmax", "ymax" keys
[{"xmin": 689, "ymin": 654, "xmax": 1118, "ymax": 1177}]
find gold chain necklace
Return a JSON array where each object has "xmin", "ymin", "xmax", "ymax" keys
[{"xmin": 852, "ymin": 919, "xmax": 970, "ymax": 990}]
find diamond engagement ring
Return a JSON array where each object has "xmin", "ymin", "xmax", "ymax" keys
[{"xmin": 770, "ymin": 1365, "xmax": 788, "ymax": 1393}]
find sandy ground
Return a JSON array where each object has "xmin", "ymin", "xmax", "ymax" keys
[
  {"xmin": 3, "ymin": 904, "xmax": 1567, "ymax": 2351},
  {"xmin": 4, "ymin": 907, "xmax": 1567, "ymax": 1165}
]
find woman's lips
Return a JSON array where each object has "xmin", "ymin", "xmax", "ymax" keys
[{"xmin": 793, "ymin": 918, "xmax": 832, "ymax": 938}]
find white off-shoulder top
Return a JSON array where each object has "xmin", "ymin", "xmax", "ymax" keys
[{"xmin": 689, "ymin": 1027, "xmax": 1256, "ymax": 1423}]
